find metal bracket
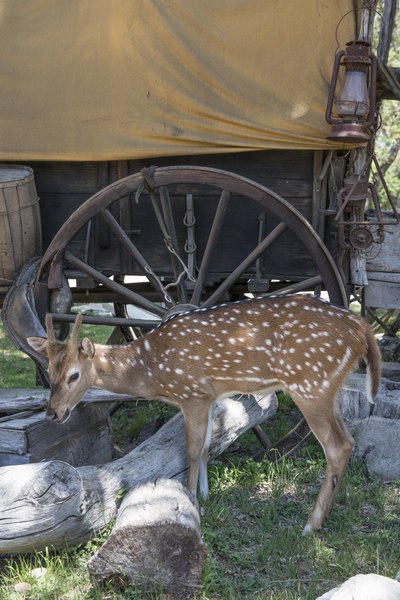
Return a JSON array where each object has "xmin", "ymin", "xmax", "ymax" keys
[{"xmin": 184, "ymin": 193, "xmax": 197, "ymax": 281}]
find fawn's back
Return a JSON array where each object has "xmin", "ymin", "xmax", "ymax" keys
[{"xmin": 139, "ymin": 294, "xmax": 377, "ymax": 405}]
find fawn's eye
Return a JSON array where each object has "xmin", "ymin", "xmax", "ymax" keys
[{"xmin": 68, "ymin": 372, "xmax": 80, "ymax": 384}]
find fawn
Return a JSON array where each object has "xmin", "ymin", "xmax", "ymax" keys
[{"xmin": 27, "ymin": 293, "xmax": 381, "ymax": 533}]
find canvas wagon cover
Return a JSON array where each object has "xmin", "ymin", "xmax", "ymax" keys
[{"xmin": 0, "ymin": 0, "xmax": 360, "ymax": 161}]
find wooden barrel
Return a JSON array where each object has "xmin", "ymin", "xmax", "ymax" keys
[{"xmin": 0, "ymin": 165, "xmax": 42, "ymax": 294}]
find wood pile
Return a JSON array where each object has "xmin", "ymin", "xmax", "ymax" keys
[{"xmin": 0, "ymin": 392, "xmax": 278, "ymax": 596}]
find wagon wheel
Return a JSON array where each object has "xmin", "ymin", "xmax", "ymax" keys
[
  {"xmin": 33, "ymin": 166, "xmax": 346, "ymax": 454},
  {"xmin": 35, "ymin": 166, "xmax": 346, "ymax": 322}
]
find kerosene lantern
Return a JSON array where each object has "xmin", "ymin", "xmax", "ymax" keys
[{"xmin": 325, "ymin": 40, "xmax": 377, "ymax": 142}]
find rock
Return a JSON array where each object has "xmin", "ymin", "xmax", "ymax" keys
[
  {"xmin": 354, "ymin": 417, "xmax": 400, "ymax": 480},
  {"xmin": 316, "ymin": 573, "xmax": 400, "ymax": 599},
  {"xmin": 338, "ymin": 374, "xmax": 400, "ymax": 481},
  {"xmin": 381, "ymin": 362, "xmax": 400, "ymax": 382},
  {"xmin": 379, "ymin": 337, "xmax": 400, "ymax": 363}
]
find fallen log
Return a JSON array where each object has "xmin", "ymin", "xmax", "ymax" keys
[
  {"xmin": 0, "ymin": 392, "xmax": 277, "ymax": 554},
  {"xmin": 88, "ymin": 479, "xmax": 206, "ymax": 598}
]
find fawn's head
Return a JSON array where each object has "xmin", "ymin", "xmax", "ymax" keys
[{"xmin": 27, "ymin": 314, "xmax": 96, "ymax": 423}]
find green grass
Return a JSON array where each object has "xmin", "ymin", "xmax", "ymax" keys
[
  {"xmin": 0, "ymin": 324, "xmax": 37, "ymax": 388},
  {"xmin": 0, "ymin": 314, "xmax": 399, "ymax": 599},
  {"xmin": 0, "ymin": 317, "xmax": 113, "ymax": 389},
  {"xmin": 0, "ymin": 454, "xmax": 398, "ymax": 599},
  {"xmin": 202, "ymin": 456, "xmax": 400, "ymax": 599}
]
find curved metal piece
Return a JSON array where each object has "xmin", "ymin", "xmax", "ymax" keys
[
  {"xmin": 2, "ymin": 257, "xmax": 49, "ymax": 380},
  {"xmin": 254, "ymin": 417, "xmax": 312, "ymax": 462}
]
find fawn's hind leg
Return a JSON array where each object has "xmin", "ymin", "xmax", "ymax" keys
[
  {"xmin": 198, "ymin": 405, "xmax": 214, "ymax": 499},
  {"xmin": 293, "ymin": 394, "xmax": 354, "ymax": 533}
]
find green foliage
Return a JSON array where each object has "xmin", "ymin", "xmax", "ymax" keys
[
  {"xmin": 373, "ymin": 6, "xmax": 400, "ymax": 209},
  {"xmin": 374, "ymin": 100, "xmax": 400, "ymax": 209}
]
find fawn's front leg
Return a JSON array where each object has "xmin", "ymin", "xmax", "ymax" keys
[{"xmin": 182, "ymin": 401, "xmax": 213, "ymax": 499}]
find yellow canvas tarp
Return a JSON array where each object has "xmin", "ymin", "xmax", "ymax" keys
[{"xmin": 0, "ymin": 0, "xmax": 359, "ymax": 161}]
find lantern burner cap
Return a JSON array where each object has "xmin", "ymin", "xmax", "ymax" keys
[{"xmin": 327, "ymin": 123, "xmax": 371, "ymax": 143}]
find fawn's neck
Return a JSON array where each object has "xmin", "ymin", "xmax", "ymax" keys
[{"xmin": 93, "ymin": 340, "xmax": 153, "ymax": 397}]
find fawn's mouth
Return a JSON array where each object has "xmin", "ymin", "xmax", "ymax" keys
[
  {"xmin": 46, "ymin": 408, "xmax": 71, "ymax": 424},
  {"xmin": 57, "ymin": 408, "xmax": 71, "ymax": 424}
]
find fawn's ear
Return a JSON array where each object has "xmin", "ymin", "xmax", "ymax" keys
[
  {"xmin": 27, "ymin": 337, "xmax": 48, "ymax": 357},
  {"xmin": 81, "ymin": 337, "xmax": 95, "ymax": 359}
]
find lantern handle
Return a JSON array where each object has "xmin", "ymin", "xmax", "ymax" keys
[{"xmin": 325, "ymin": 50, "xmax": 345, "ymax": 126}]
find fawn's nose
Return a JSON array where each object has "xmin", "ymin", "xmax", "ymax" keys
[{"xmin": 45, "ymin": 406, "xmax": 57, "ymax": 420}]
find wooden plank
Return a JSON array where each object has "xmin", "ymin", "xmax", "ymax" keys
[
  {"xmin": 366, "ymin": 224, "xmax": 400, "ymax": 273},
  {"xmin": 0, "ymin": 412, "xmax": 45, "ymax": 431},
  {"xmin": 0, "ymin": 411, "xmax": 38, "ymax": 423},
  {"xmin": 0, "ymin": 428, "xmax": 27, "ymax": 454},
  {"xmin": 4, "ymin": 184, "xmax": 24, "ymax": 268},
  {"xmin": 0, "ymin": 404, "xmax": 113, "ymax": 466},
  {"xmin": 0, "ymin": 389, "xmax": 47, "ymax": 414},
  {"xmin": 0, "ymin": 387, "xmax": 140, "ymax": 414},
  {"xmin": 367, "ymin": 272, "xmax": 400, "ymax": 284},
  {"xmin": 130, "ymin": 149, "xmax": 314, "ymax": 181},
  {"xmin": 364, "ymin": 280, "xmax": 400, "ymax": 309},
  {"xmin": 312, "ymin": 151, "xmax": 323, "ymax": 231},
  {"xmin": 0, "ymin": 453, "xmax": 31, "ymax": 466},
  {"xmin": 16, "ymin": 178, "xmax": 41, "ymax": 264},
  {"xmin": 0, "ymin": 187, "xmax": 16, "ymax": 285},
  {"xmin": 131, "ymin": 156, "xmax": 313, "ymax": 198},
  {"xmin": 28, "ymin": 422, "xmax": 113, "ymax": 465},
  {"xmin": 26, "ymin": 162, "xmax": 101, "ymax": 194},
  {"xmin": 26, "ymin": 406, "xmax": 108, "ymax": 450},
  {"xmin": 39, "ymin": 192, "xmax": 92, "ymax": 249},
  {"xmin": 378, "ymin": 0, "xmax": 397, "ymax": 63}
]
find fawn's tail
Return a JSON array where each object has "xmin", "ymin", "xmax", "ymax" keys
[{"xmin": 365, "ymin": 325, "xmax": 381, "ymax": 403}]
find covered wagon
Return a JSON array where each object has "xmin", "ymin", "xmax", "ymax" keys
[{"xmin": 0, "ymin": 0, "xmax": 398, "ymax": 371}]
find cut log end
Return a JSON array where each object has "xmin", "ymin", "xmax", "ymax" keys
[
  {"xmin": 88, "ymin": 480, "xmax": 207, "ymax": 599},
  {"xmin": 88, "ymin": 523, "xmax": 206, "ymax": 597}
]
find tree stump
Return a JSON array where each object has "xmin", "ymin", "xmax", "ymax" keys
[{"xmin": 88, "ymin": 479, "xmax": 206, "ymax": 598}]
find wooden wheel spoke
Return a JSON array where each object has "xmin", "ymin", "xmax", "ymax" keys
[
  {"xmin": 64, "ymin": 251, "xmax": 166, "ymax": 317},
  {"xmin": 191, "ymin": 190, "xmax": 230, "ymax": 306},
  {"xmin": 100, "ymin": 208, "xmax": 175, "ymax": 307},
  {"xmin": 203, "ymin": 221, "xmax": 287, "ymax": 307},
  {"xmin": 266, "ymin": 276, "xmax": 323, "ymax": 297}
]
